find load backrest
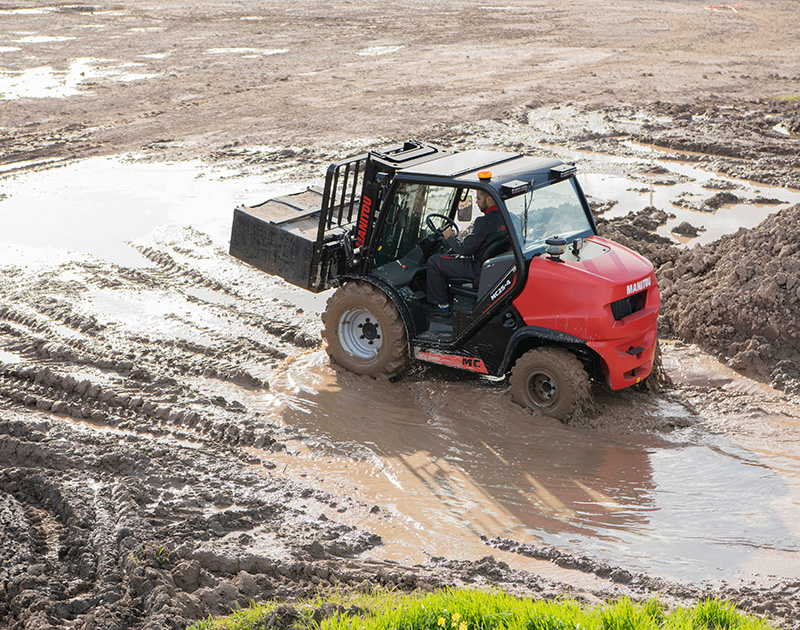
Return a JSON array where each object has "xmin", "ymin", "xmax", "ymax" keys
[
  {"xmin": 311, "ymin": 141, "xmax": 452, "ymax": 288},
  {"xmin": 318, "ymin": 154, "xmax": 367, "ymax": 238}
]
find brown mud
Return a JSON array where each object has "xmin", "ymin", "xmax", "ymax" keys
[{"xmin": 2, "ymin": 1, "xmax": 800, "ymax": 629}]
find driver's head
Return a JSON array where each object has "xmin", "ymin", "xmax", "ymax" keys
[{"xmin": 475, "ymin": 189, "xmax": 494, "ymax": 213}]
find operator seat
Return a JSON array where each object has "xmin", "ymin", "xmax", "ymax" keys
[{"xmin": 447, "ymin": 236, "xmax": 511, "ymax": 299}]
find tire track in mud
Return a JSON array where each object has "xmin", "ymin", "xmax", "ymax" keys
[
  {"xmin": 130, "ymin": 236, "xmax": 319, "ymax": 348},
  {"xmin": 0, "ymin": 228, "xmax": 324, "ymax": 452},
  {"xmin": 0, "ymin": 464, "xmax": 140, "ymax": 627},
  {"xmin": 0, "ymin": 413, "xmax": 458, "ymax": 629}
]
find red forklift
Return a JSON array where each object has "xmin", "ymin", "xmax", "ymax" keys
[{"xmin": 230, "ymin": 141, "xmax": 659, "ymax": 420}]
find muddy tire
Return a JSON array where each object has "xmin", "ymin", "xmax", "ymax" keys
[
  {"xmin": 321, "ymin": 282, "xmax": 408, "ymax": 379},
  {"xmin": 509, "ymin": 347, "xmax": 590, "ymax": 422}
]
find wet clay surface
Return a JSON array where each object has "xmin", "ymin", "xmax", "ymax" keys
[{"xmin": 3, "ymin": 1, "xmax": 800, "ymax": 629}]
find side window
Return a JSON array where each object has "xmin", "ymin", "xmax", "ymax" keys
[{"xmin": 374, "ymin": 183, "xmax": 457, "ymax": 267}]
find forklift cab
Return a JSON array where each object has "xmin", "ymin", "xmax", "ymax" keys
[
  {"xmin": 366, "ymin": 155, "xmax": 597, "ymax": 342},
  {"xmin": 368, "ymin": 181, "xmax": 512, "ymax": 332}
]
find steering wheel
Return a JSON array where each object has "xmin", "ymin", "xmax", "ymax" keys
[{"xmin": 425, "ymin": 213, "xmax": 460, "ymax": 238}]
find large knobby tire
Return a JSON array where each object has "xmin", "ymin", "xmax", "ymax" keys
[
  {"xmin": 321, "ymin": 282, "xmax": 408, "ymax": 379},
  {"xmin": 509, "ymin": 347, "xmax": 591, "ymax": 422}
]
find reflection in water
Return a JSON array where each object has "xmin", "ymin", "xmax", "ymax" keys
[{"xmin": 262, "ymin": 353, "xmax": 800, "ymax": 583}]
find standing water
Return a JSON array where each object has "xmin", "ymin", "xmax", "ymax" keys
[{"xmin": 258, "ymin": 350, "xmax": 800, "ymax": 584}]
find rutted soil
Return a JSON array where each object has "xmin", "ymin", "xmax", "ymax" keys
[{"xmin": 3, "ymin": 1, "xmax": 800, "ymax": 629}]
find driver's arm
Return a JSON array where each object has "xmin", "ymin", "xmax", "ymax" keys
[{"xmin": 443, "ymin": 217, "xmax": 488, "ymax": 256}]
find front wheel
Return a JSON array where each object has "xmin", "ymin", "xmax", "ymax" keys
[
  {"xmin": 509, "ymin": 347, "xmax": 591, "ymax": 422},
  {"xmin": 321, "ymin": 282, "xmax": 408, "ymax": 379}
]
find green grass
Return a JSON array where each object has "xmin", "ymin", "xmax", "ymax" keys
[
  {"xmin": 775, "ymin": 95, "xmax": 800, "ymax": 103},
  {"xmin": 186, "ymin": 587, "xmax": 777, "ymax": 630}
]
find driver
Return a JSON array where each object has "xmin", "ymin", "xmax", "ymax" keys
[{"xmin": 426, "ymin": 189, "xmax": 507, "ymax": 312}]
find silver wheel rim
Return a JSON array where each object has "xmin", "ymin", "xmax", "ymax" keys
[
  {"xmin": 338, "ymin": 307, "xmax": 382, "ymax": 359},
  {"xmin": 527, "ymin": 370, "xmax": 559, "ymax": 407}
]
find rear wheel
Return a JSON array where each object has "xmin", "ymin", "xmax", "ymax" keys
[
  {"xmin": 509, "ymin": 347, "xmax": 590, "ymax": 421},
  {"xmin": 321, "ymin": 282, "xmax": 408, "ymax": 379}
]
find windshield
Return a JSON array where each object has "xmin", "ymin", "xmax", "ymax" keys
[{"xmin": 505, "ymin": 178, "xmax": 593, "ymax": 255}]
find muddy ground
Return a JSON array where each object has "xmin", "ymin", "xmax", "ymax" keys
[{"xmin": 2, "ymin": 1, "xmax": 800, "ymax": 629}]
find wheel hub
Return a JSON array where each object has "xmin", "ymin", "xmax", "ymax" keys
[
  {"xmin": 338, "ymin": 307, "xmax": 382, "ymax": 359},
  {"xmin": 360, "ymin": 320, "xmax": 379, "ymax": 341},
  {"xmin": 528, "ymin": 371, "xmax": 558, "ymax": 406}
]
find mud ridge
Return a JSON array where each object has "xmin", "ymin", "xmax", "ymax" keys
[
  {"xmin": 0, "ymin": 364, "xmax": 283, "ymax": 451},
  {"xmin": 134, "ymin": 246, "xmax": 232, "ymax": 295},
  {"xmin": 482, "ymin": 536, "xmax": 800, "ymax": 629},
  {"xmin": 126, "ymin": 239, "xmax": 320, "ymax": 350},
  {"xmin": 0, "ymin": 413, "xmax": 455, "ymax": 629},
  {"xmin": 483, "ymin": 537, "xmax": 651, "ymax": 587}
]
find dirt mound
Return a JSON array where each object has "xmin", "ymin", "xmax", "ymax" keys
[{"xmin": 658, "ymin": 204, "xmax": 800, "ymax": 390}]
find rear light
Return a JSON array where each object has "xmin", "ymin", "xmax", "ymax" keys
[{"xmin": 611, "ymin": 290, "xmax": 647, "ymax": 321}]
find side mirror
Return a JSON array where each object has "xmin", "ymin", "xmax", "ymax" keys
[{"xmin": 458, "ymin": 195, "xmax": 473, "ymax": 222}]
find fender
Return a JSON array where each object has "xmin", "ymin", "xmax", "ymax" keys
[{"xmin": 498, "ymin": 325, "xmax": 587, "ymax": 374}]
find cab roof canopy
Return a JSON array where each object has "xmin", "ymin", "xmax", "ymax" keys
[{"xmin": 396, "ymin": 148, "xmax": 568, "ymax": 190}]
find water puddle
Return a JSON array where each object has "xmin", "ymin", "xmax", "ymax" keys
[
  {"xmin": 0, "ymin": 7, "xmax": 57, "ymax": 15},
  {"xmin": 0, "ymin": 349, "xmax": 22, "ymax": 365},
  {"xmin": 663, "ymin": 340, "xmax": 800, "ymax": 489},
  {"xmin": 0, "ymin": 57, "xmax": 157, "ymax": 100},
  {"xmin": 14, "ymin": 35, "xmax": 76, "ymax": 43},
  {"xmin": 206, "ymin": 48, "xmax": 288, "ymax": 57},
  {"xmin": 0, "ymin": 155, "xmax": 291, "ymax": 266},
  {"xmin": 543, "ymin": 143, "xmax": 800, "ymax": 246},
  {"xmin": 357, "ymin": 46, "xmax": 404, "ymax": 57},
  {"xmin": 249, "ymin": 352, "xmax": 800, "ymax": 584}
]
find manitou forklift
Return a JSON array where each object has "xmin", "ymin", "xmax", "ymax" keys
[{"xmin": 230, "ymin": 141, "xmax": 659, "ymax": 420}]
